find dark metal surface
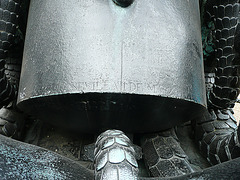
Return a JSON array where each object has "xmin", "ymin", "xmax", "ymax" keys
[
  {"xmin": 142, "ymin": 129, "xmax": 195, "ymax": 177},
  {"xmin": 18, "ymin": 0, "xmax": 206, "ymax": 132},
  {"xmin": 1, "ymin": 131, "xmax": 240, "ymax": 180},
  {"xmin": 0, "ymin": 135, "xmax": 93, "ymax": 179},
  {"xmin": 195, "ymin": 1, "xmax": 240, "ymax": 166},
  {"xmin": 139, "ymin": 157, "xmax": 240, "ymax": 180},
  {"xmin": 113, "ymin": 0, "xmax": 134, "ymax": 7},
  {"xmin": 0, "ymin": 0, "xmax": 21, "ymax": 107},
  {"xmin": 208, "ymin": 1, "xmax": 240, "ymax": 109}
]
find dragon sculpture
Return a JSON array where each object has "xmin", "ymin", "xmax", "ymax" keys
[{"xmin": 0, "ymin": 0, "xmax": 240, "ymax": 179}]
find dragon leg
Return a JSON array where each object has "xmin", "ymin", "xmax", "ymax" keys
[
  {"xmin": 195, "ymin": 0, "xmax": 240, "ymax": 165},
  {"xmin": 0, "ymin": 0, "xmax": 21, "ymax": 107},
  {"xmin": 0, "ymin": 0, "xmax": 26, "ymax": 138},
  {"xmin": 141, "ymin": 129, "xmax": 195, "ymax": 178}
]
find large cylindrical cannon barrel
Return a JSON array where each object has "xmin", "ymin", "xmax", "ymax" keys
[{"xmin": 17, "ymin": 0, "xmax": 206, "ymax": 133}]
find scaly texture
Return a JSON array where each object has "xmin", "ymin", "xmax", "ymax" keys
[
  {"xmin": 194, "ymin": 0, "xmax": 240, "ymax": 166},
  {"xmin": 195, "ymin": 108, "xmax": 240, "ymax": 165},
  {"xmin": 0, "ymin": 0, "xmax": 21, "ymax": 107},
  {"xmin": 142, "ymin": 129, "xmax": 194, "ymax": 177},
  {"xmin": 195, "ymin": 65, "xmax": 240, "ymax": 165},
  {"xmin": 94, "ymin": 130, "xmax": 139, "ymax": 180},
  {"xmin": 207, "ymin": 0, "xmax": 240, "ymax": 109}
]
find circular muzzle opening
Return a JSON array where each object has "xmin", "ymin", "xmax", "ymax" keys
[{"xmin": 112, "ymin": 0, "xmax": 134, "ymax": 7}]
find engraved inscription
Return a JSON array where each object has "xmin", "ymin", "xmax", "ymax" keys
[{"xmin": 69, "ymin": 81, "xmax": 174, "ymax": 95}]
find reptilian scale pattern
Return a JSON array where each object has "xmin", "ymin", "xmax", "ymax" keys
[
  {"xmin": 208, "ymin": 0, "xmax": 240, "ymax": 109},
  {"xmin": 0, "ymin": 0, "xmax": 23, "ymax": 138},
  {"xmin": 0, "ymin": 0, "xmax": 20, "ymax": 107},
  {"xmin": 5, "ymin": 54, "xmax": 21, "ymax": 90},
  {"xmin": 94, "ymin": 130, "xmax": 138, "ymax": 180},
  {"xmin": 195, "ymin": 70, "xmax": 240, "ymax": 165},
  {"xmin": 195, "ymin": 108, "xmax": 240, "ymax": 165},
  {"xmin": 195, "ymin": 0, "xmax": 240, "ymax": 165},
  {"xmin": 142, "ymin": 129, "xmax": 194, "ymax": 178}
]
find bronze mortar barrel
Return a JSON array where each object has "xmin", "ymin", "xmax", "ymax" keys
[{"xmin": 18, "ymin": 0, "xmax": 206, "ymax": 133}]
